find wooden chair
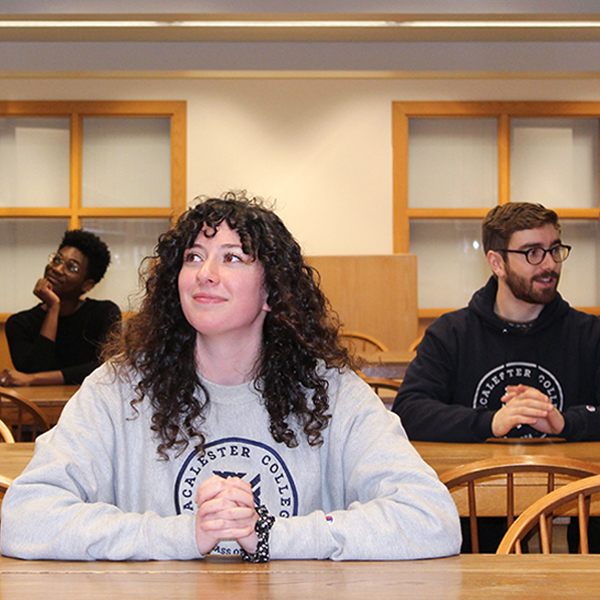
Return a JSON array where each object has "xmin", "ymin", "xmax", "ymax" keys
[
  {"xmin": 409, "ymin": 333, "xmax": 424, "ymax": 352},
  {"xmin": 0, "ymin": 473, "xmax": 14, "ymax": 522},
  {"xmin": 440, "ymin": 455, "xmax": 600, "ymax": 553},
  {"xmin": 0, "ymin": 474, "xmax": 12, "ymax": 496},
  {"xmin": 0, "ymin": 387, "xmax": 51, "ymax": 442},
  {"xmin": 0, "ymin": 418, "xmax": 15, "ymax": 443},
  {"xmin": 340, "ymin": 331, "xmax": 389, "ymax": 353},
  {"xmin": 359, "ymin": 374, "xmax": 402, "ymax": 403},
  {"xmin": 497, "ymin": 473, "xmax": 600, "ymax": 554}
]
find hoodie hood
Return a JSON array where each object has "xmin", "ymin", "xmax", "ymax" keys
[{"xmin": 468, "ymin": 276, "xmax": 570, "ymax": 335}]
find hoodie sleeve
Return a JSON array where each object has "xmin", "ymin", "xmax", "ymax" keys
[
  {"xmin": 392, "ymin": 320, "xmax": 495, "ymax": 442},
  {"xmin": 269, "ymin": 372, "xmax": 462, "ymax": 560},
  {"xmin": 559, "ymin": 313, "xmax": 600, "ymax": 442}
]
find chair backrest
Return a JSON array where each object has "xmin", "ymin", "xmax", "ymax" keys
[
  {"xmin": 0, "ymin": 387, "xmax": 51, "ymax": 442},
  {"xmin": 0, "ymin": 473, "xmax": 14, "ymax": 520},
  {"xmin": 0, "ymin": 418, "xmax": 15, "ymax": 443},
  {"xmin": 340, "ymin": 331, "xmax": 389, "ymax": 354},
  {"xmin": 408, "ymin": 333, "xmax": 424, "ymax": 352},
  {"xmin": 359, "ymin": 374, "xmax": 402, "ymax": 404},
  {"xmin": 440, "ymin": 455, "xmax": 600, "ymax": 553},
  {"xmin": 497, "ymin": 473, "xmax": 600, "ymax": 554},
  {"xmin": 0, "ymin": 473, "xmax": 12, "ymax": 496}
]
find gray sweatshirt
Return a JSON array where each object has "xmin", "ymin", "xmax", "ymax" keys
[{"xmin": 0, "ymin": 364, "xmax": 461, "ymax": 561}]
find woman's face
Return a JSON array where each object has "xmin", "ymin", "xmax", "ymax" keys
[{"xmin": 178, "ymin": 222, "xmax": 270, "ymax": 343}]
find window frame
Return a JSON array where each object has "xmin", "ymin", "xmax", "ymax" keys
[
  {"xmin": 0, "ymin": 100, "xmax": 186, "ymax": 320},
  {"xmin": 392, "ymin": 101, "xmax": 600, "ymax": 317}
]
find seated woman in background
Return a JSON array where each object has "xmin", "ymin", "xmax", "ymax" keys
[{"xmin": 1, "ymin": 193, "xmax": 460, "ymax": 562}]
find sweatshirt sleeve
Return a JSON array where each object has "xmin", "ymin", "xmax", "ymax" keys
[
  {"xmin": 269, "ymin": 372, "xmax": 462, "ymax": 560},
  {"xmin": 0, "ymin": 372, "xmax": 201, "ymax": 561},
  {"xmin": 5, "ymin": 310, "xmax": 61, "ymax": 373},
  {"xmin": 392, "ymin": 323, "xmax": 494, "ymax": 442}
]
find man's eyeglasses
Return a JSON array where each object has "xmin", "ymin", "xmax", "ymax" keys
[
  {"xmin": 48, "ymin": 253, "xmax": 81, "ymax": 275},
  {"xmin": 502, "ymin": 244, "xmax": 572, "ymax": 266}
]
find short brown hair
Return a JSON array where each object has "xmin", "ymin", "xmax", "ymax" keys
[{"xmin": 482, "ymin": 202, "xmax": 560, "ymax": 254}]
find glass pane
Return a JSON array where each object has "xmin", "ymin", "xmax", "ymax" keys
[
  {"xmin": 82, "ymin": 118, "xmax": 171, "ymax": 208},
  {"xmin": 559, "ymin": 220, "xmax": 600, "ymax": 306},
  {"xmin": 0, "ymin": 219, "xmax": 69, "ymax": 314},
  {"xmin": 410, "ymin": 220, "xmax": 490, "ymax": 309},
  {"xmin": 81, "ymin": 219, "xmax": 171, "ymax": 312},
  {"xmin": 511, "ymin": 118, "xmax": 599, "ymax": 209},
  {"xmin": 408, "ymin": 118, "xmax": 498, "ymax": 209},
  {"xmin": 0, "ymin": 118, "xmax": 70, "ymax": 208}
]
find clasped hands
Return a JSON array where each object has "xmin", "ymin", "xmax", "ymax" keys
[
  {"xmin": 195, "ymin": 474, "xmax": 259, "ymax": 556},
  {"xmin": 491, "ymin": 384, "xmax": 565, "ymax": 438}
]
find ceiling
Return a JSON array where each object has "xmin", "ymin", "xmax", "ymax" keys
[{"xmin": 2, "ymin": 1, "xmax": 600, "ymax": 75}]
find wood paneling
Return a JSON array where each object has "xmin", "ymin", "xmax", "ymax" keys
[
  {"xmin": 307, "ymin": 255, "xmax": 418, "ymax": 353},
  {"xmin": 0, "ymin": 323, "xmax": 12, "ymax": 370}
]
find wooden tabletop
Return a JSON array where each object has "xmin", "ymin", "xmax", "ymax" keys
[
  {"xmin": 415, "ymin": 440, "xmax": 600, "ymax": 516},
  {"xmin": 358, "ymin": 349, "xmax": 415, "ymax": 379},
  {"xmin": 7, "ymin": 441, "xmax": 599, "ymax": 480},
  {"xmin": 1, "ymin": 385, "xmax": 79, "ymax": 426},
  {"xmin": 413, "ymin": 440, "xmax": 600, "ymax": 477},
  {"xmin": 0, "ymin": 554, "xmax": 598, "ymax": 599},
  {"xmin": 5, "ymin": 441, "xmax": 600, "ymax": 517},
  {"xmin": 12, "ymin": 385, "xmax": 79, "ymax": 404},
  {"xmin": 0, "ymin": 443, "xmax": 34, "ymax": 480}
]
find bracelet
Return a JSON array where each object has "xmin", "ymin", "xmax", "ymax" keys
[{"xmin": 240, "ymin": 504, "xmax": 275, "ymax": 563}]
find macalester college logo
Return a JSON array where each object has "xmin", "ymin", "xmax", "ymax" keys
[
  {"xmin": 472, "ymin": 362, "xmax": 564, "ymax": 412},
  {"xmin": 174, "ymin": 437, "xmax": 299, "ymax": 519}
]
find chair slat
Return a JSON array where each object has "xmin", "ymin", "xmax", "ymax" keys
[
  {"xmin": 441, "ymin": 456, "xmax": 600, "ymax": 554},
  {"xmin": 497, "ymin": 473, "xmax": 600, "ymax": 554}
]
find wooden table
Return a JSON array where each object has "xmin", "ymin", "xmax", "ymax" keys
[
  {"xmin": 413, "ymin": 440, "xmax": 600, "ymax": 477},
  {"xmin": 415, "ymin": 440, "xmax": 600, "ymax": 517},
  {"xmin": 0, "ymin": 554, "xmax": 598, "ymax": 599},
  {"xmin": 357, "ymin": 349, "xmax": 414, "ymax": 380},
  {"xmin": 0, "ymin": 443, "xmax": 35, "ymax": 480},
  {"xmin": 4, "ymin": 441, "xmax": 600, "ymax": 480},
  {"xmin": 1, "ymin": 385, "xmax": 78, "ymax": 426},
  {"xmin": 4, "ymin": 441, "xmax": 600, "ymax": 517}
]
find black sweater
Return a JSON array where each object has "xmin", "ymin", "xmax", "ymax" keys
[
  {"xmin": 6, "ymin": 299, "xmax": 121, "ymax": 385},
  {"xmin": 393, "ymin": 277, "xmax": 600, "ymax": 442}
]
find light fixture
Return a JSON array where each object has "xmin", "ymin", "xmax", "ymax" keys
[{"xmin": 1, "ymin": 19, "xmax": 600, "ymax": 29}]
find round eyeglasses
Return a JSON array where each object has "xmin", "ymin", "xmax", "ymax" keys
[
  {"xmin": 502, "ymin": 244, "xmax": 571, "ymax": 266},
  {"xmin": 48, "ymin": 253, "xmax": 82, "ymax": 275}
]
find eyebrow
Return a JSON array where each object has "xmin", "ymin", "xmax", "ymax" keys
[
  {"xmin": 57, "ymin": 252, "xmax": 82, "ymax": 265},
  {"xmin": 516, "ymin": 238, "xmax": 562, "ymax": 250},
  {"xmin": 186, "ymin": 242, "xmax": 249, "ymax": 257}
]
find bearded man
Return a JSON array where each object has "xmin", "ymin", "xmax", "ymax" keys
[{"xmin": 393, "ymin": 202, "xmax": 600, "ymax": 443}]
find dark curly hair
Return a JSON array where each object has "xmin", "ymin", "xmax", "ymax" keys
[
  {"xmin": 105, "ymin": 192, "xmax": 352, "ymax": 458},
  {"xmin": 60, "ymin": 229, "xmax": 111, "ymax": 283}
]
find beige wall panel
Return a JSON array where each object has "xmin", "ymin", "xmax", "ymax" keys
[{"xmin": 307, "ymin": 255, "xmax": 417, "ymax": 353}]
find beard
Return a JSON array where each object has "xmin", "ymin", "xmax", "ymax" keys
[{"xmin": 504, "ymin": 265, "xmax": 560, "ymax": 305}]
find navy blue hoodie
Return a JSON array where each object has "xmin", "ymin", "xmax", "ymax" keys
[{"xmin": 393, "ymin": 277, "xmax": 600, "ymax": 442}]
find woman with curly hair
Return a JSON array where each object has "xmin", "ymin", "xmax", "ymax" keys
[{"xmin": 1, "ymin": 193, "xmax": 460, "ymax": 562}]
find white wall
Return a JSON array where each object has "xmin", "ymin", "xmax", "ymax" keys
[{"xmin": 3, "ymin": 75, "xmax": 600, "ymax": 255}]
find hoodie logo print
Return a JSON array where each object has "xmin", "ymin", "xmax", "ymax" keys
[{"xmin": 473, "ymin": 362, "xmax": 564, "ymax": 412}]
